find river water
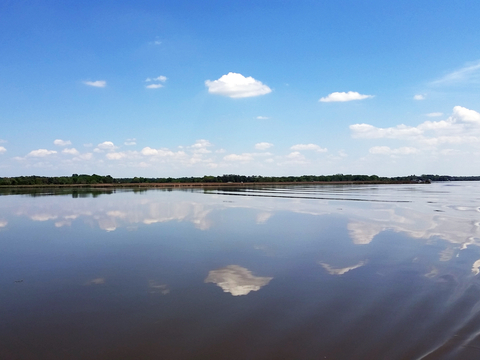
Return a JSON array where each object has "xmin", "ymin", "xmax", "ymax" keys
[{"xmin": 1, "ymin": 182, "xmax": 480, "ymax": 359}]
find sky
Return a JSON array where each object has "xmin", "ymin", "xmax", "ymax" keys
[{"xmin": 1, "ymin": 0, "xmax": 480, "ymax": 178}]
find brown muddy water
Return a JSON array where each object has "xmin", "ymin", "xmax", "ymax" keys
[{"xmin": 1, "ymin": 183, "xmax": 480, "ymax": 359}]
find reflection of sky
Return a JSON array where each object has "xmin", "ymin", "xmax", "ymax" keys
[
  {"xmin": 3, "ymin": 184, "xmax": 480, "ymax": 357},
  {"xmin": 2, "ymin": 183, "xmax": 480, "ymax": 267},
  {"xmin": 205, "ymin": 265, "xmax": 273, "ymax": 296}
]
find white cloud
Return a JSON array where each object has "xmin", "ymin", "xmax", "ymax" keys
[
  {"xmin": 27, "ymin": 149, "xmax": 57, "ymax": 157},
  {"xmin": 140, "ymin": 147, "xmax": 182, "ymax": 158},
  {"xmin": 290, "ymin": 144, "xmax": 327, "ymax": 152},
  {"xmin": 351, "ymin": 106, "xmax": 480, "ymax": 151},
  {"xmin": 451, "ymin": 105, "xmax": 480, "ymax": 123},
  {"xmin": 286, "ymin": 151, "xmax": 305, "ymax": 160},
  {"xmin": 224, "ymin": 153, "xmax": 254, "ymax": 162},
  {"xmin": 413, "ymin": 94, "xmax": 425, "ymax": 100},
  {"xmin": 106, "ymin": 152, "xmax": 126, "ymax": 160},
  {"xmin": 96, "ymin": 141, "xmax": 116, "ymax": 151},
  {"xmin": 205, "ymin": 72, "xmax": 272, "ymax": 98},
  {"xmin": 0, "ymin": 139, "xmax": 7, "ymax": 143},
  {"xmin": 0, "ymin": 146, "xmax": 6, "ymax": 154},
  {"xmin": 431, "ymin": 60, "xmax": 480, "ymax": 85},
  {"xmin": 75, "ymin": 153, "xmax": 93, "ymax": 161},
  {"xmin": 254, "ymin": 142, "xmax": 273, "ymax": 150},
  {"xmin": 190, "ymin": 139, "xmax": 212, "ymax": 149},
  {"xmin": 54, "ymin": 139, "xmax": 72, "ymax": 146},
  {"xmin": 350, "ymin": 123, "xmax": 422, "ymax": 139},
  {"xmin": 146, "ymin": 76, "xmax": 167, "ymax": 82},
  {"xmin": 319, "ymin": 91, "xmax": 373, "ymax": 102},
  {"xmin": 124, "ymin": 138, "xmax": 136, "ymax": 146},
  {"xmin": 62, "ymin": 148, "xmax": 79, "ymax": 155},
  {"xmin": 426, "ymin": 112, "xmax": 443, "ymax": 117},
  {"xmin": 369, "ymin": 146, "xmax": 418, "ymax": 155},
  {"xmin": 256, "ymin": 116, "xmax": 269, "ymax": 120},
  {"xmin": 146, "ymin": 84, "xmax": 163, "ymax": 89},
  {"xmin": 145, "ymin": 75, "xmax": 167, "ymax": 89},
  {"xmin": 83, "ymin": 80, "xmax": 106, "ymax": 88}
]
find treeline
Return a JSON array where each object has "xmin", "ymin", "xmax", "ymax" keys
[
  {"xmin": 0, "ymin": 174, "xmax": 114, "ymax": 186},
  {"xmin": 1, "ymin": 173, "xmax": 480, "ymax": 186}
]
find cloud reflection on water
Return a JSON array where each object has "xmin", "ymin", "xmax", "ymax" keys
[
  {"xmin": 319, "ymin": 261, "xmax": 367, "ymax": 275},
  {"xmin": 205, "ymin": 265, "xmax": 273, "ymax": 296}
]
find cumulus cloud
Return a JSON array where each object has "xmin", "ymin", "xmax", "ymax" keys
[
  {"xmin": 224, "ymin": 153, "xmax": 254, "ymax": 162},
  {"xmin": 351, "ymin": 106, "xmax": 480, "ymax": 150},
  {"xmin": 146, "ymin": 76, "xmax": 167, "ymax": 82},
  {"xmin": 190, "ymin": 139, "xmax": 212, "ymax": 149},
  {"xmin": 255, "ymin": 142, "xmax": 273, "ymax": 150},
  {"xmin": 369, "ymin": 146, "xmax": 418, "ymax": 155},
  {"xmin": 140, "ymin": 147, "xmax": 185, "ymax": 158},
  {"xmin": 62, "ymin": 148, "xmax": 79, "ymax": 155},
  {"xmin": 414, "ymin": 94, "xmax": 425, "ymax": 100},
  {"xmin": 205, "ymin": 72, "xmax": 272, "ymax": 98},
  {"xmin": 350, "ymin": 123, "xmax": 422, "ymax": 139},
  {"xmin": 54, "ymin": 139, "xmax": 72, "ymax": 146},
  {"xmin": 146, "ymin": 84, "xmax": 163, "ymax": 89},
  {"xmin": 290, "ymin": 144, "xmax": 327, "ymax": 152},
  {"xmin": 0, "ymin": 146, "xmax": 6, "ymax": 154},
  {"xmin": 286, "ymin": 151, "xmax": 305, "ymax": 160},
  {"xmin": 106, "ymin": 152, "xmax": 126, "ymax": 160},
  {"xmin": 319, "ymin": 91, "xmax": 373, "ymax": 102},
  {"xmin": 83, "ymin": 80, "xmax": 106, "ymax": 88},
  {"xmin": 27, "ymin": 149, "xmax": 57, "ymax": 157},
  {"xmin": 76, "ymin": 153, "xmax": 93, "ymax": 161},
  {"xmin": 96, "ymin": 141, "xmax": 116, "ymax": 151},
  {"xmin": 426, "ymin": 112, "xmax": 443, "ymax": 117}
]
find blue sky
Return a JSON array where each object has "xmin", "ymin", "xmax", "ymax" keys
[{"xmin": 1, "ymin": 0, "xmax": 480, "ymax": 177}]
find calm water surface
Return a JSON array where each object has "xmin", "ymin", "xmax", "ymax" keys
[{"xmin": 2, "ymin": 183, "xmax": 480, "ymax": 359}]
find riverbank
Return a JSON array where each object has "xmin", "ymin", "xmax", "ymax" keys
[{"xmin": 0, "ymin": 180, "xmax": 424, "ymax": 189}]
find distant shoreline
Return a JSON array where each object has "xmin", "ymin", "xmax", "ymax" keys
[{"xmin": 0, "ymin": 180, "xmax": 424, "ymax": 189}]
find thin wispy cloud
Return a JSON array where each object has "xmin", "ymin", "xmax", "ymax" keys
[
  {"xmin": 205, "ymin": 72, "xmax": 272, "ymax": 98},
  {"xmin": 426, "ymin": 112, "xmax": 443, "ymax": 117},
  {"xmin": 124, "ymin": 138, "xmax": 136, "ymax": 146},
  {"xmin": 256, "ymin": 116, "xmax": 269, "ymax": 120},
  {"xmin": 0, "ymin": 146, "xmax": 6, "ymax": 154},
  {"xmin": 431, "ymin": 60, "xmax": 480, "ymax": 86},
  {"xmin": 83, "ymin": 80, "xmax": 106, "ymax": 88},
  {"xmin": 413, "ymin": 94, "xmax": 425, "ymax": 100},
  {"xmin": 319, "ymin": 91, "xmax": 374, "ymax": 102}
]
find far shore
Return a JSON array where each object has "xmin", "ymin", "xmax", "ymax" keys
[{"xmin": 0, "ymin": 180, "xmax": 423, "ymax": 189}]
